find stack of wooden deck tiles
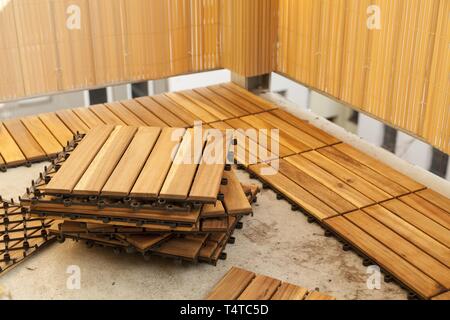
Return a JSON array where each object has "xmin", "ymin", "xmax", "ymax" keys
[
  {"xmin": 1, "ymin": 199, "xmax": 52, "ymax": 274},
  {"xmin": 21, "ymin": 125, "xmax": 259, "ymax": 265}
]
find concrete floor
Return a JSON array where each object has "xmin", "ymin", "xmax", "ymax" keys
[{"xmin": 0, "ymin": 162, "xmax": 406, "ymax": 300}]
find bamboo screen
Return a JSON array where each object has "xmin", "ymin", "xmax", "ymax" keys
[
  {"xmin": 277, "ymin": 0, "xmax": 450, "ymax": 154},
  {"xmin": 0, "ymin": 0, "xmax": 221, "ymax": 101},
  {"xmin": 221, "ymin": 0, "xmax": 278, "ymax": 77}
]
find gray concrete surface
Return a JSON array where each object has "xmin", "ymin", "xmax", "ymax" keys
[{"xmin": 0, "ymin": 162, "xmax": 406, "ymax": 300}]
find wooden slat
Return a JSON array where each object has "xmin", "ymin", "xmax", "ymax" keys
[
  {"xmin": 238, "ymin": 275, "xmax": 281, "ymax": 300},
  {"xmin": 257, "ymin": 112, "xmax": 326, "ymax": 149},
  {"xmin": 189, "ymin": 133, "xmax": 227, "ymax": 203},
  {"xmin": 39, "ymin": 113, "xmax": 74, "ymax": 146},
  {"xmin": 223, "ymin": 82, "xmax": 277, "ymax": 112},
  {"xmin": 0, "ymin": 123, "xmax": 26, "ymax": 166},
  {"xmin": 208, "ymin": 85, "xmax": 264, "ymax": 114},
  {"xmin": 165, "ymin": 92, "xmax": 218, "ymax": 124},
  {"xmin": 240, "ymin": 114, "xmax": 312, "ymax": 154},
  {"xmin": 105, "ymin": 102, "xmax": 147, "ymax": 126},
  {"xmin": 72, "ymin": 107, "xmax": 105, "ymax": 128},
  {"xmin": 302, "ymin": 151, "xmax": 391, "ymax": 203},
  {"xmin": 416, "ymin": 189, "xmax": 450, "ymax": 214},
  {"xmin": 55, "ymin": 109, "xmax": 90, "ymax": 134},
  {"xmin": 270, "ymin": 109, "xmax": 341, "ymax": 145},
  {"xmin": 271, "ymin": 283, "xmax": 308, "ymax": 300},
  {"xmin": 136, "ymin": 97, "xmax": 187, "ymax": 127},
  {"xmin": 120, "ymin": 99, "xmax": 168, "ymax": 127},
  {"xmin": 44, "ymin": 125, "xmax": 115, "ymax": 194},
  {"xmin": 21, "ymin": 116, "xmax": 62, "ymax": 157},
  {"xmin": 89, "ymin": 104, "xmax": 126, "ymax": 125},
  {"xmin": 151, "ymin": 235, "xmax": 206, "ymax": 260},
  {"xmin": 305, "ymin": 292, "xmax": 336, "ymax": 300},
  {"xmin": 318, "ymin": 147, "xmax": 409, "ymax": 197},
  {"xmin": 2, "ymin": 119, "xmax": 45, "ymax": 161},
  {"xmin": 101, "ymin": 127, "xmax": 161, "ymax": 197},
  {"xmin": 199, "ymin": 87, "xmax": 248, "ymax": 117},
  {"xmin": 153, "ymin": 95, "xmax": 199, "ymax": 126},
  {"xmin": 73, "ymin": 126, "xmax": 137, "ymax": 195},
  {"xmin": 325, "ymin": 216, "xmax": 446, "ymax": 299},
  {"xmin": 182, "ymin": 89, "xmax": 235, "ymax": 120},
  {"xmin": 346, "ymin": 211, "xmax": 450, "ymax": 288},
  {"xmin": 285, "ymin": 155, "xmax": 374, "ymax": 208},
  {"xmin": 202, "ymin": 217, "xmax": 228, "ymax": 232},
  {"xmin": 226, "ymin": 118, "xmax": 293, "ymax": 158},
  {"xmin": 249, "ymin": 163, "xmax": 338, "ymax": 221},
  {"xmin": 201, "ymin": 201, "xmax": 226, "ymax": 218},
  {"xmin": 279, "ymin": 159, "xmax": 356, "ymax": 214},
  {"xmin": 206, "ymin": 267, "xmax": 256, "ymax": 300},
  {"xmin": 363, "ymin": 205, "xmax": 450, "ymax": 268},
  {"xmin": 130, "ymin": 128, "xmax": 186, "ymax": 198},
  {"xmin": 220, "ymin": 170, "xmax": 252, "ymax": 215},
  {"xmin": 333, "ymin": 144, "xmax": 425, "ymax": 192},
  {"xmin": 399, "ymin": 194, "xmax": 450, "ymax": 230},
  {"xmin": 123, "ymin": 234, "xmax": 170, "ymax": 252},
  {"xmin": 159, "ymin": 129, "xmax": 206, "ymax": 200},
  {"xmin": 381, "ymin": 200, "xmax": 450, "ymax": 248}
]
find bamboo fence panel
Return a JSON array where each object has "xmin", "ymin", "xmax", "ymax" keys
[{"xmin": 0, "ymin": 0, "xmax": 25, "ymax": 99}]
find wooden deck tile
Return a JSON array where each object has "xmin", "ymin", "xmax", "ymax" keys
[
  {"xmin": 278, "ymin": 159, "xmax": 357, "ymax": 214},
  {"xmin": 0, "ymin": 123, "xmax": 26, "ymax": 166},
  {"xmin": 325, "ymin": 216, "xmax": 446, "ymax": 299},
  {"xmin": 152, "ymin": 95, "xmax": 198, "ymax": 126},
  {"xmin": 226, "ymin": 118, "xmax": 291, "ymax": 158},
  {"xmin": 21, "ymin": 116, "xmax": 62, "ymax": 157},
  {"xmin": 221, "ymin": 170, "xmax": 252, "ymax": 215},
  {"xmin": 89, "ymin": 104, "xmax": 126, "ymax": 125},
  {"xmin": 305, "ymin": 292, "xmax": 336, "ymax": 300},
  {"xmin": 39, "ymin": 113, "xmax": 74, "ymax": 146},
  {"xmin": 73, "ymin": 126, "xmax": 137, "ymax": 195},
  {"xmin": 256, "ymin": 112, "xmax": 326, "ymax": 149},
  {"xmin": 415, "ymin": 189, "xmax": 450, "ymax": 214},
  {"xmin": 120, "ymin": 99, "xmax": 168, "ymax": 127},
  {"xmin": 363, "ymin": 205, "xmax": 450, "ymax": 268},
  {"xmin": 136, "ymin": 97, "xmax": 187, "ymax": 127},
  {"xmin": 399, "ymin": 194, "xmax": 450, "ymax": 230},
  {"xmin": 270, "ymin": 109, "xmax": 340, "ymax": 145},
  {"xmin": 381, "ymin": 199, "xmax": 450, "ymax": 248},
  {"xmin": 188, "ymin": 133, "xmax": 227, "ymax": 203},
  {"xmin": 55, "ymin": 109, "xmax": 89, "ymax": 134},
  {"xmin": 206, "ymin": 267, "xmax": 256, "ymax": 300},
  {"xmin": 72, "ymin": 107, "xmax": 105, "ymax": 128},
  {"xmin": 222, "ymin": 82, "xmax": 277, "ymax": 111},
  {"xmin": 101, "ymin": 127, "xmax": 161, "ymax": 197},
  {"xmin": 159, "ymin": 129, "xmax": 206, "ymax": 200},
  {"xmin": 346, "ymin": 210, "xmax": 450, "ymax": 288},
  {"xmin": 182, "ymin": 89, "xmax": 235, "ymax": 120},
  {"xmin": 165, "ymin": 92, "xmax": 219, "ymax": 124},
  {"xmin": 238, "ymin": 275, "xmax": 281, "ymax": 300},
  {"xmin": 2, "ymin": 118, "xmax": 46, "ymax": 161},
  {"xmin": 302, "ymin": 151, "xmax": 391, "ymax": 203},
  {"xmin": 271, "ymin": 283, "xmax": 309, "ymax": 300},
  {"xmin": 208, "ymin": 85, "xmax": 264, "ymax": 114},
  {"xmin": 201, "ymin": 87, "xmax": 249, "ymax": 117},
  {"xmin": 240, "ymin": 114, "xmax": 310, "ymax": 154},
  {"xmin": 44, "ymin": 125, "xmax": 115, "ymax": 194},
  {"xmin": 130, "ymin": 128, "xmax": 186, "ymax": 198},
  {"xmin": 334, "ymin": 143, "xmax": 425, "ymax": 192},
  {"xmin": 285, "ymin": 155, "xmax": 374, "ymax": 208},
  {"xmin": 249, "ymin": 163, "xmax": 339, "ymax": 221},
  {"xmin": 105, "ymin": 102, "xmax": 147, "ymax": 126},
  {"xmin": 318, "ymin": 147, "xmax": 409, "ymax": 197}
]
